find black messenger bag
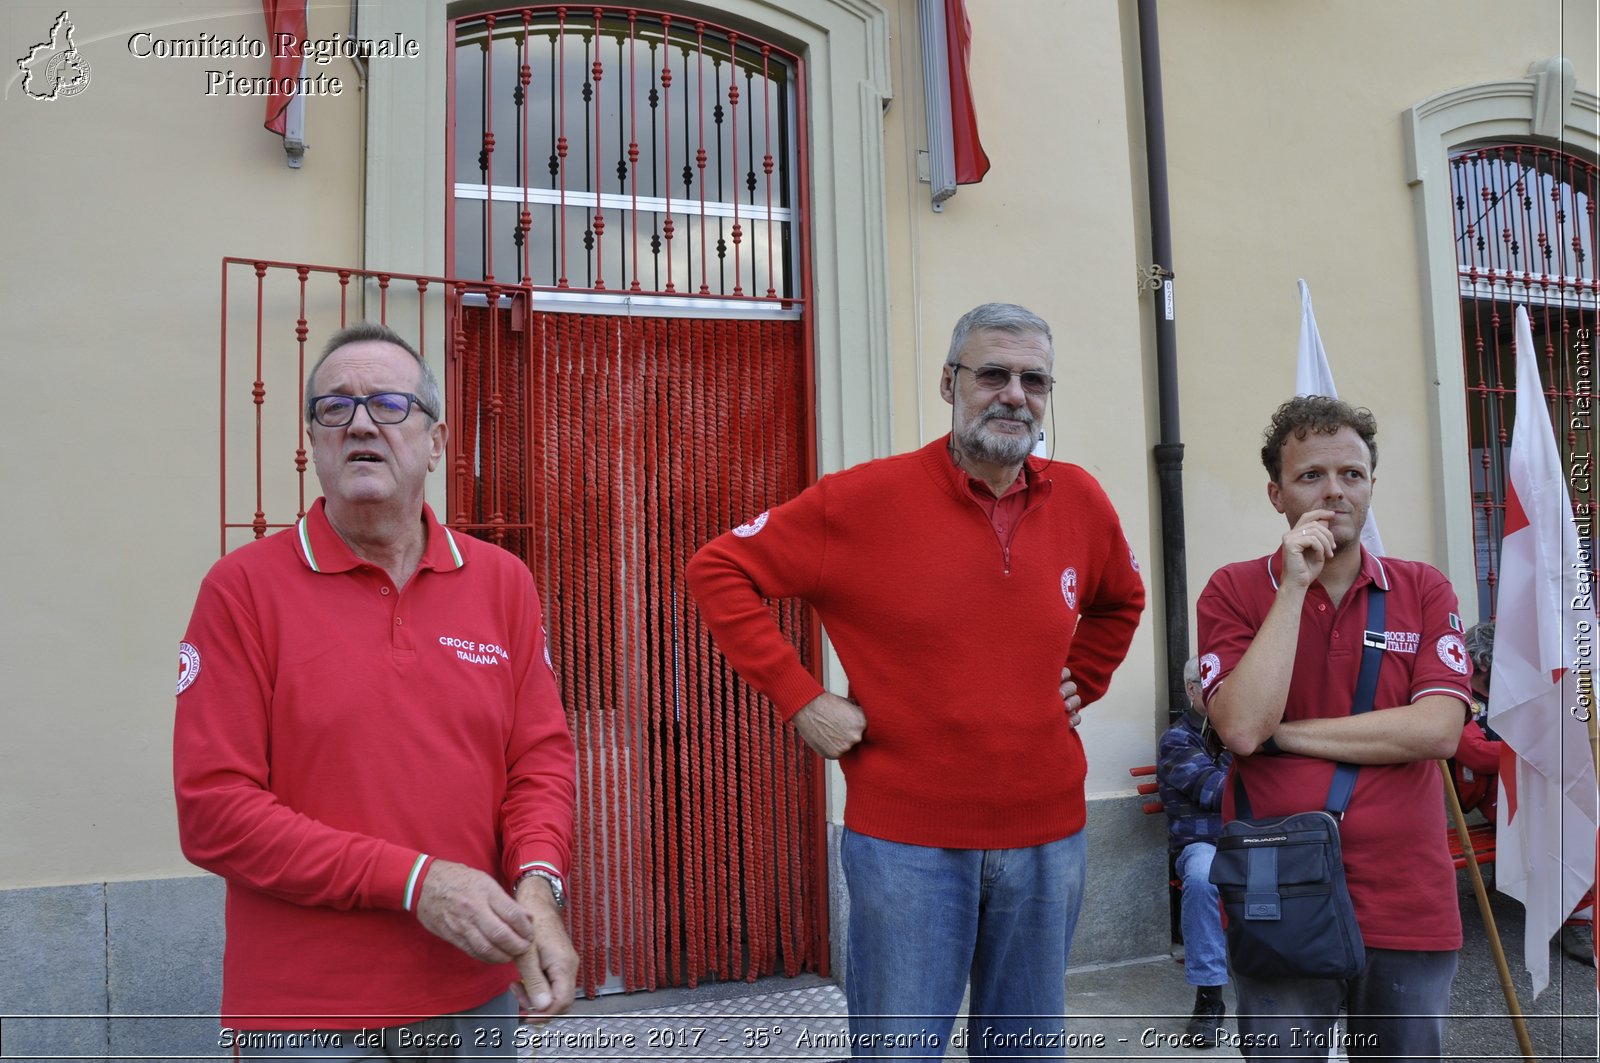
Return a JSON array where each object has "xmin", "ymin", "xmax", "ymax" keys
[{"xmin": 1208, "ymin": 587, "xmax": 1385, "ymax": 981}]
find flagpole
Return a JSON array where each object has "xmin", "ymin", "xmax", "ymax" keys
[{"xmin": 1438, "ymin": 760, "xmax": 1537, "ymax": 1063}]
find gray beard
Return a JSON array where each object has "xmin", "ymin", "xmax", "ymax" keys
[{"xmin": 958, "ymin": 407, "xmax": 1036, "ymax": 466}]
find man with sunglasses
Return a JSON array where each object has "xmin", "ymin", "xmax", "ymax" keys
[
  {"xmin": 174, "ymin": 322, "xmax": 577, "ymax": 1058},
  {"xmin": 689, "ymin": 302, "xmax": 1145, "ymax": 1059}
]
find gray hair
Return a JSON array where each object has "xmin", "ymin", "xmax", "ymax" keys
[
  {"xmin": 304, "ymin": 321, "xmax": 441, "ymax": 424},
  {"xmin": 944, "ymin": 302, "xmax": 1055, "ymax": 367},
  {"xmin": 1464, "ymin": 621, "xmax": 1494, "ymax": 675},
  {"xmin": 1183, "ymin": 656, "xmax": 1201, "ymax": 688}
]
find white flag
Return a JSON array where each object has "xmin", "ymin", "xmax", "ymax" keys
[
  {"xmin": 1295, "ymin": 279, "xmax": 1385, "ymax": 555},
  {"xmin": 1488, "ymin": 306, "xmax": 1600, "ymax": 998}
]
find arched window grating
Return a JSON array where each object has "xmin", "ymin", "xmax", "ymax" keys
[
  {"xmin": 1451, "ymin": 144, "xmax": 1599, "ymax": 619},
  {"xmin": 448, "ymin": 6, "xmax": 803, "ymax": 315}
]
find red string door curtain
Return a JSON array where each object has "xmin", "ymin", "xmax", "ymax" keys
[{"xmin": 448, "ymin": 301, "xmax": 825, "ymax": 996}]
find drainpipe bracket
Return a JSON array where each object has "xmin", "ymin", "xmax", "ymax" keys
[{"xmin": 1139, "ymin": 264, "xmax": 1174, "ymax": 292}]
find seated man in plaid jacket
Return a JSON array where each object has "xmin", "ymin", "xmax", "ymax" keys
[{"xmin": 1157, "ymin": 656, "xmax": 1234, "ymax": 1046}]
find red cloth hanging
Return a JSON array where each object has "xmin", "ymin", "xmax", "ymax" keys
[
  {"xmin": 946, "ymin": 0, "xmax": 990, "ymax": 184},
  {"xmin": 260, "ymin": 0, "xmax": 308, "ymax": 136}
]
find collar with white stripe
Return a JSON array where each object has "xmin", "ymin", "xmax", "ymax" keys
[
  {"xmin": 294, "ymin": 500, "xmax": 465, "ymax": 574},
  {"xmin": 1266, "ymin": 545, "xmax": 1388, "ymax": 592}
]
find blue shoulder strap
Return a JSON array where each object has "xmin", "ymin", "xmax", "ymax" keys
[
  {"xmin": 1324, "ymin": 586, "xmax": 1385, "ymax": 814},
  {"xmin": 1232, "ymin": 585, "xmax": 1386, "ymax": 819}
]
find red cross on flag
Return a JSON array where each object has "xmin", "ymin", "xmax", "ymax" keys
[{"xmin": 1487, "ymin": 306, "xmax": 1600, "ymax": 999}]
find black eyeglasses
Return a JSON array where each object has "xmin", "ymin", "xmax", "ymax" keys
[
  {"xmin": 953, "ymin": 363, "xmax": 1055, "ymax": 396},
  {"xmin": 309, "ymin": 392, "xmax": 436, "ymax": 427}
]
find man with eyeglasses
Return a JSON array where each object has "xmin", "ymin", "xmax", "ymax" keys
[
  {"xmin": 688, "ymin": 302, "xmax": 1145, "ymax": 1059},
  {"xmin": 174, "ymin": 321, "xmax": 577, "ymax": 1058}
]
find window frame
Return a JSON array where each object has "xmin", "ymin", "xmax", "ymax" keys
[{"xmin": 1403, "ymin": 58, "xmax": 1600, "ymax": 604}]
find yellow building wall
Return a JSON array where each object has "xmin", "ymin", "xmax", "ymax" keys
[
  {"xmin": 1157, "ymin": 0, "xmax": 1599, "ymax": 615},
  {"xmin": 881, "ymin": 0, "xmax": 1163, "ymax": 794},
  {"xmin": 1, "ymin": 2, "xmax": 364, "ymax": 887},
  {"xmin": 2, "ymin": 0, "xmax": 1593, "ymax": 892}
]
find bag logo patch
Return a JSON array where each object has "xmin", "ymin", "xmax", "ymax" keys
[
  {"xmin": 732, "ymin": 511, "xmax": 769, "ymax": 538},
  {"xmin": 177, "ymin": 642, "xmax": 201, "ymax": 695}
]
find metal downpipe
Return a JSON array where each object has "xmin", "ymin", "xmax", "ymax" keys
[{"xmin": 1137, "ymin": 0, "xmax": 1189, "ymax": 722}]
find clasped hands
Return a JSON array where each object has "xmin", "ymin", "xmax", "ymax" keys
[
  {"xmin": 414, "ymin": 859, "xmax": 577, "ymax": 1019},
  {"xmin": 790, "ymin": 666, "xmax": 1085, "ymax": 760}
]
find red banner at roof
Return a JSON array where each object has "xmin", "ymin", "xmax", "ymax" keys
[
  {"xmin": 945, "ymin": 0, "xmax": 990, "ymax": 185},
  {"xmin": 260, "ymin": 0, "xmax": 308, "ymax": 136}
]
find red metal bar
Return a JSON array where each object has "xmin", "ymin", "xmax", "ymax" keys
[
  {"xmin": 488, "ymin": 286, "xmax": 503, "ymax": 542},
  {"xmin": 483, "ymin": 15, "xmax": 497, "ymax": 283},
  {"xmin": 520, "ymin": 14, "xmax": 533, "ymax": 286},
  {"xmin": 762, "ymin": 45, "xmax": 775, "ymax": 298},
  {"xmin": 557, "ymin": 8, "xmax": 569, "ymax": 289},
  {"xmin": 695, "ymin": 23, "xmax": 708, "ymax": 294},
  {"xmin": 253, "ymin": 263, "xmax": 267, "ymax": 540},
  {"xmin": 728, "ymin": 36, "xmax": 742, "ymax": 296},
  {"xmin": 662, "ymin": 16, "xmax": 675, "ymax": 293},
  {"xmin": 444, "ymin": 286, "xmax": 459, "ymax": 525},
  {"xmin": 336, "ymin": 269, "xmax": 351, "ymax": 326},
  {"xmin": 294, "ymin": 267, "xmax": 310, "ymax": 518},
  {"xmin": 591, "ymin": 7, "xmax": 606, "ymax": 290},
  {"xmin": 628, "ymin": 12, "xmax": 641, "ymax": 293},
  {"xmin": 415, "ymin": 279, "xmax": 429, "ymax": 391}
]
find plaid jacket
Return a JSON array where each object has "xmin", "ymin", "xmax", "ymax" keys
[{"xmin": 1156, "ymin": 706, "xmax": 1232, "ymax": 852}]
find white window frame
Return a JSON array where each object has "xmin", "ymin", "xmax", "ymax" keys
[{"xmin": 1403, "ymin": 57, "xmax": 1599, "ymax": 596}]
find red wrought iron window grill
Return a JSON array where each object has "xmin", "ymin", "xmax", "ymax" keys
[
  {"xmin": 448, "ymin": 6, "xmax": 803, "ymax": 314},
  {"xmin": 1451, "ymin": 143, "xmax": 1599, "ymax": 620}
]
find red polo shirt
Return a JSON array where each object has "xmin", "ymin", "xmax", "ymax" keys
[
  {"xmin": 175, "ymin": 500, "xmax": 575, "ymax": 1027},
  {"xmin": 964, "ymin": 467, "xmax": 1030, "ymax": 547},
  {"xmin": 1196, "ymin": 548, "xmax": 1471, "ymax": 951}
]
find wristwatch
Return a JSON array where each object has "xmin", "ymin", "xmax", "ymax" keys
[{"xmin": 516, "ymin": 867, "xmax": 566, "ymax": 910}]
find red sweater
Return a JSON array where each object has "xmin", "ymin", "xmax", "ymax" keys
[
  {"xmin": 687, "ymin": 436, "xmax": 1145, "ymax": 848},
  {"xmin": 174, "ymin": 500, "xmax": 575, "ymax": 1027}
]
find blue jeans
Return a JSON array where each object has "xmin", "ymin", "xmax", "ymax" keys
[
  {"xmin": 841, "ymin": 827, "xmax": 1086, "ymax": 1061},
  {"xmin": 1232, "ymin": 948, "xmax": 1458, "ymax": 1059},
  {"xmin": 1175, "ymin": 842, "xmax": 1228, "ymax": 987}
]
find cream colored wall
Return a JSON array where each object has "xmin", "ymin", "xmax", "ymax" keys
[
  {"xmin": 882, "ymin": 1, "xmax": 1163, "ymax": 794},
  {"xmin": 0, "ymin": 2, "xmax": 363, "ymax": 886},
  {"xmin": 1158, "ymin": 0, "xmax": 1599, "ymax": 623},
  {"xmin": 7, "ymin": 0, "xmax": 1588, "ymax": 888}
]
